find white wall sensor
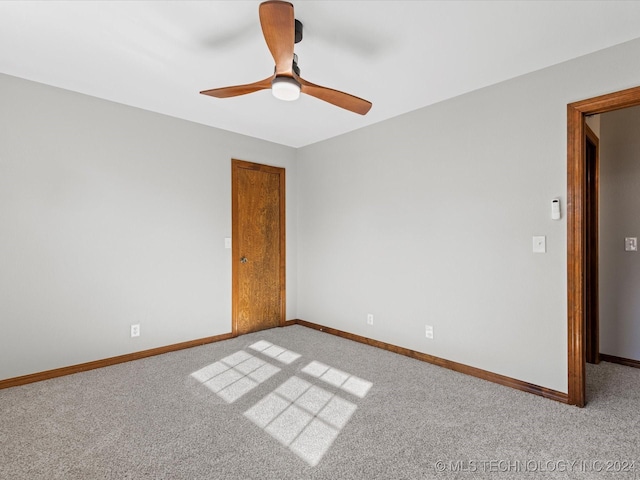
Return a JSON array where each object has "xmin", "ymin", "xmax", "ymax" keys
[{"xmin": 551, "ymin": 198, "xmax": 561, "ymax": 220}]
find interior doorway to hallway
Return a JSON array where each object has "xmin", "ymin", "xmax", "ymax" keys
[{"xmin": 567, "ymin": 86, "xmax": 640, "ymax": 407}]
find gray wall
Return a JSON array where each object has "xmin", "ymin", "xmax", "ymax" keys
[
  {"xmin": 4, "ymin": 36, "xmax": 640, "ymax": 393},
  {"xmin": 586, "ymin": 114, "xmax": 601, "ymax": 138},
  {"xmin": 296, "ymin": 37, "xmax": 640, "ymax": 393},
  {"xmin": 600, "ymin": 106, "xmax": 640, "ymax": 361},
  {"xmin": 0, "ymin": 73, "xmax": 297, "ymax": 380}
]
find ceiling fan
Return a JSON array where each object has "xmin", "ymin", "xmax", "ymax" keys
[{"xmin": 200, "ymin": 0, "xmax": 372, "ymax": 115}]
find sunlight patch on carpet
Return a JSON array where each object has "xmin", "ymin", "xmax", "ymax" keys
[
  {"xmin": 249, "ymin": 340, "xmax": 301, "ymax": 364},
  {"xmin": 244, "ymin": 376, "xmax": 357, "ymax": 466},
  {"xmin": 190, "ymin": 351, "xmax": 280, "ymax": 403},
  {"xmin": 302, "ymin": 361, "xmax": 373, "ymax": 398},
  {"xmin": 192, "ymin": 340, "xmax": 372, "ymax": 467}
]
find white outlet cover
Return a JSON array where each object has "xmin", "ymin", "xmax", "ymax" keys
[
  {"xmin": 425, "ymin": 325, "xmax": 434, "ymax": 339},
  {"xmin": 625, "ymin": 237, "xmax": 638, "ymax": 251},
  {"xmin": 131, "ymin": 324, "xmax": 140, "ymax": 337}
]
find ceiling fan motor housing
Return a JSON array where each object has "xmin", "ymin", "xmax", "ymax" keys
[
  {"xmin": 295, "ymin": 19, "xmax": 303, "ymax": 43},
  {"xmin": 292, "ymin": 54, "xmax": 300, "ymax": 76}
]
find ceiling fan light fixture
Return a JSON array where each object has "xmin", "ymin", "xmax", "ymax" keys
[
  {"xmin": 200, "ymin": 1, "xmax": 371, "ymax": 115},
  {"xmin": 271, "ymin": 76, "xmax": 300, "ymax": 101}
]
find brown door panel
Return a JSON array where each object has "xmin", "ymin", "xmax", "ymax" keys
[{"xmin": 232, "ymin": 160, "xmax": 285, "ymax": 335}]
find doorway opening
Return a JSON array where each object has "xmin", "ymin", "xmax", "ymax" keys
[
  {"xmin": 567, "ymin": 85, "xmax": 640, "ymax": 407},
  {"xmin": 584, "ymin": 123, "xmax": 599, "ymax": 366}
]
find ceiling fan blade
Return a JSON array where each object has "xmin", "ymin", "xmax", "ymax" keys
[
  {"xmin": 259, "ymin": 1, "xmax": 295, "ymax": 75},
  {"xmin": 297, "ymin": 76, "xmax": 372, "ymax": 115},
  {"xmin": 200, "ymin": 76, "xmax": 274, "ymax": 98}
]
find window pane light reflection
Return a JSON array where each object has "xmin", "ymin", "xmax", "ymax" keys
[
  {"xmin": 190, "ymin": 350, "xmax": 280, "ymax": 403},
  {"xmin": 191, "ymin": 340, "xmax": 373, "ymax": 467},
  {"xmin": 244, "ymin": 376, "xmax": 358, "ymax": 466},
  {"xmin": 249, "ymin": 340, "xmax": 301, "ymax": 364},
  {"xmin": 301, "ymin": 361, "xmax": 373, "ymax": 398}
]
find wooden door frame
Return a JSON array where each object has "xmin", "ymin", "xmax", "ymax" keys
[
  {"xmin": 231, "ymin": 159, "xmax": 286, "ymax": 336},
  {"xmin": 567, "ymin": 85, "xmax": 640, "ymax": 407}
]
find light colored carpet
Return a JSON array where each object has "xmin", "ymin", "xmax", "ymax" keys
[{"xmin": 1, "ymin": 325, "xmax": 639, "ymax": 479}]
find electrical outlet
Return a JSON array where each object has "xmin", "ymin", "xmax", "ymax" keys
[
  {"xmin": 625, "ymin": 237, "xmax": 638, "ymax": 252},
  {"xmin": 425, "ymin": 325, "xmax": 434, "ymax": 339},
  {"xmin": 131, "ymin": 324, "xmax": 140, "ymax": 338},
  {"xmin": 367, "ymin": 314, "xmax": 374, "ymax": 325}
]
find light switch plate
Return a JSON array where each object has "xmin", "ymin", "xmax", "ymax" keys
[
  {"xmin": 224, "ymin": 237, "xmax": 232, "ymax": 249},
  {"xmin": 533, "ymin": 236, "xmax": 546, "ymax": 253}
]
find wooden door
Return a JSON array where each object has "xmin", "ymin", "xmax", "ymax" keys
[
  {"xmin": 232, "ymin": 159, "xmax": 285, "ymax": 335},
  {"xmin": 585, "ymin": 125, "xmax": 599, "ymax": 364}
]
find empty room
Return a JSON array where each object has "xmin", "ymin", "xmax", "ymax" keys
[{"xmin": 2, "ymin": 1, "xmax": 640, "ymax": 478}]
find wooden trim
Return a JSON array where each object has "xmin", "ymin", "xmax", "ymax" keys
[
  {"xmin": 231, "ymin": 159, "xmax": 286, "ymax": 336},
  {"xmin": 567, "ymin": 103, "xmax": 586, "ymax": 407},
  {"xmin": 600, "ymin": 354, "xmax": 640, "ymax": 369},
  {"xmin": 0, "ymin": 332, "xmax": 234, "ymax": 390},
  {"xmin": 569, "ymin": 86, "xmax": 640, "ymax": 114},
  {"xmin": 567, "ymin": 85, "xmax": 640, "ymax": 407},
  {"xmin": 289, "ymin": 319, "xmax": 568, "ymax": 404},
  {"xmin": 231, "ymin": 160, "xmax": 240, "ymax": 336},
  {"xmin": 279, "ymin": 166, "xmax": 286, "ymax": 328}
]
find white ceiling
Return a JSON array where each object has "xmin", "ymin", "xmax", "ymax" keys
[{"xmin": 2, "ymin": 1, "xmax": 640, "ymax": 148}]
